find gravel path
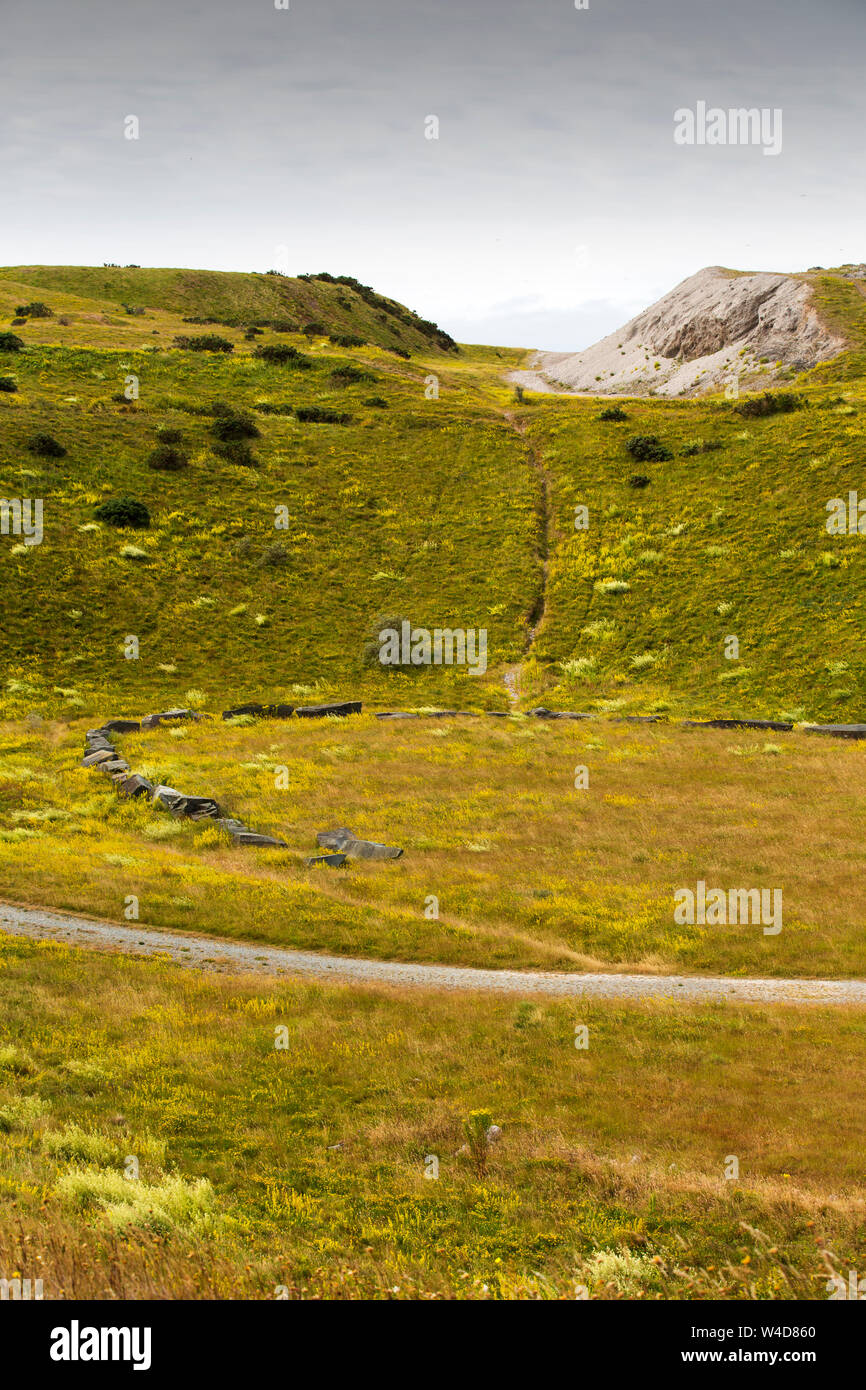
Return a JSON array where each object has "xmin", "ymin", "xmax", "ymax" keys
[{"xmin": 2, "ymin": 901, "xmax": 866, "ymax": 1005}]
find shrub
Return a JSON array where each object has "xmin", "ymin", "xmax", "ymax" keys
[
  {"xmin": 362, "ymin": 612, "xmax": 415, "ymax": 670},
  {"xmin": 0, "ymin": 1095, "xmax": 46, "ymax": 1132},
  {"xmin": 295, "ymin": 406, "xmax": 351, "ymax": 424},
  {"xmin": 598, "ymin": 406, "xmax": 628, "ymax": 421},
  {"xmin": 15, "ymin": 301, "xmax": 52, "ymax": 318},
  {"xmin": 214, "ymin": 440, "xmax": 257, "ymax": 467},
  {"xmin": 94, "ymin": 496, "xmax": 150, "ymax": 528},
  {"xmin": 271, "ymin": 319, "xmax": 299, "ymax": 333},
  {"xmin": 147, "ymin": 444, "xmax": 188, "ymax": 472},
  {"xmin": 0, "ymin": 375, "xmax": 17, "ymax": 392},
  {"xmin": 210, "ymin": 413, "xmax": 260, "ymax": 441},
  {"xmin": 252, "ymin": 343, "xmax": 310, "ymax": 367},
  {"xmin": 625, "ymin": 435, "xmax": 672, "ymax": 462},
  {"xmin": 0, "ymin": 333, "xmax": 24, "ymax": 351},
  {"xmin": 121, "ymin": 303, "xmax": 145, "ymax": 316},
  {"xmin": 329, "ymin": 333, "xmax": 365, "ymax": 347},
  {"xmin": 254, "ymin": 401, "xmax": 294, "ymax": 415},
  {"xmin": 734, "ymin": 390, "xmax": 803, "ymax": 418},
  {"xmin": 628, "ymin": 474, "xmax": 650, "ymax": 488},
  {"xmin": 681, "ymin": 437, "xmax": 723, "ymax": 456},
  {"xmin": 363, "ymin": 395, "xmax": 388, "ymax": 408},
  {"xmin": 389, "ymin": 347, "xmax": 411, "ymax": 359},
  {"xmin": 172, "ymin": 334, "xmax": 234, "ymax": 352},
  {"xmin": 42, "ymin": 1124, "xmax": 118, "ymax": 1164},
  {"xmin": 260, "ymin": 543, "xmax": 289, "ymax": 567},
  {"xmin": 155, "ymin": 426, "xmax": 185, "ymax": 444},
  {"xmin": 301, "ymin": 321, "xmax": 326, "ymax": 337},
  {"xmin": 27, "ymin": 432, "xmax": 66, "ymax": 458},
  {"xmin": 462, "ymin": 1109, "xmax": 495, "ymax": 1178},
  {"xmin": 329, "ymin": 365, "xmax": 374, "ymax": 385}
]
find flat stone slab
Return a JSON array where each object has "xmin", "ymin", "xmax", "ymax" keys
[
  {"xmin": 305, "ymin": 853, "xmax": 348, "ymax": 868},
  {"xmin": 141, "ymin": 708, "xmax": 207, "ymax": 729},
  {"xmin": 528, "ymin": 707, "xmax": 593, "ymax": 720},
  {"xmin": 231, "ymin": 831, "xmax": 288, "ymax": 848},
  {"xmin": 316, "ymin": 827, "xmax": 403, "ymax": 860},
  {"xmin": 95, "ymin": 759, "xmax": 130, "ymax": 775},
  {"xmin": 804, "ymin": 723, "xmax": 866, "ymax": 739},
  {"xmin": 152, "ymin": 786, "xmax": 222, "ymax": 819},
  {"xmin": 222, "ymin": 703, "xmax": 295, "ymax": 720},
  {"xmin": 101, "ymin": 719, "xmax": 141, "ymax": 733},
  {"xmin": 295, "ymin": 701, "xmax": 362, "ymax": 718},
  {"xmin": 376, "ymin": 711, "xmax": 420, "ymax": 720},
  {"xmin": 81, "ymin": 749, "xmax": 119, "ymax": 767},
  {"xmin": 684, "ymin": 718, "xmax": 793, "ymax": 732},
  {"xmin": 118, "ymin": 774, "xmax": 154, "ymax": 799}
]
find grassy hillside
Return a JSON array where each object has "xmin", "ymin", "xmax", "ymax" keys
[
  {"xmin": 519, "ymin": 383, "xmax": 866, "ymax": 720},
  {"xmin": 1, "ymin": 928, "xmax": 863, "ymax": 1299},
  {"xmin": 0, "ymin": 265, "xmax": 458, "ymax": 355},
  {"xmin": 1, "ymin": 264, "xmax": 865, "ymax": 721},
  {"xmin": 3, "ymin": 714, "xmax": 866, "ymax": 979}
]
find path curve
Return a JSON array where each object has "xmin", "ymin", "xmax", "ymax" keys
[{"xmin": 2, "ymin": 901, "xmax": 866, "ymax": 1006}]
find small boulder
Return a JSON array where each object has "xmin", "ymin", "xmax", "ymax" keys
[{"xmin": 295, "ymin": 701, "xmax": 361, "ymax": 719}]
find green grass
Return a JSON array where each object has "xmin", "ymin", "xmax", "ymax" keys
[
  {"xmin": 3, "ymin": 714, "xmax": 866, "ymax": 979},
  {"xmin": 0, "ymin": 930, "xmax": 863, "ymax": 1299}
]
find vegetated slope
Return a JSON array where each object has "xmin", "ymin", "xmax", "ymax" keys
[
  {"xmin": 2, "ymin": 265, "xmax": 866, "ymax": 723},
  {"xmin": 515, "ymin": 264, "xmax": 864, "ymax": 398},
  {"xmin": 0, "ymin": 302, "xmax": 535, "ymax": 714},
  {"xmin": 0, "ymin": 265, "xmax": 457, "ymax": 355},
  {"xmin": 520, "ymin": 383, "xmax": 866, "ymax": 721},
  {"xmin": 2, "ymin": 929, "xmax": 863, "ymax": 1300}
]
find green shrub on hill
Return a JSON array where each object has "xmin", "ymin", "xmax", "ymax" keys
[
  {"xmin": 147, "ymin": 444, "xmax": 188, "ymax": 472},
  {"xmin": 734, "ymin": 390, "xmax": 804, "ymax": 418},
  {"xmin": 210, "ymin": 413, "xmax": 260, "ymax": 442},
  {"xmin": 94, "ymin": 496, "xmax": 150, "ymax": 528},
  {"xmin": 173, "ymin": 334, "xmax": 234, "ymax": 353},
  {"xmin": 625, "ymin": 435, "xmax": 672, "ymax": 462},
  {"xmin": 27, "ymin": 432, "xmax": 66, "ymax": 458}
]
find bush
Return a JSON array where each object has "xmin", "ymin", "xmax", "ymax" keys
[
  {"xmin": 295, "ymin": 406, "xmax": 352, "ymax": 424},
  {"xmin": 271, "ymin": 319, "xmax": 299, "ymax": 333},
  {"xmin": 214, "ymin": 440, "xmax": 257, "ymax": 467},
  {"xmin": 0, "ymin": 375, "xmax": 17, "ymax": 392},
  {"xmin": 0, "ymin": 333, "xmax": 24, "ymax": 352},
  {"xmin": 15, "ymin": 301, "xmax": 52, "ymax": 318},
  {"xmin": 94, "ymin": 496, "xmax": 150, "ymax": 528},
  {"xmin": 625, "ymin": 435, "xmax": 672, "ymax": 462},
  {"xmin": 734, "ymin": 390, "xmax": 803, "ymax": 418},
  {"xmin": 27, "ymin": 432, "xmax": 66, "ymax": 458},
  {"xmin": 363, "ymin": 395, "xmax": 388, "ymax": 408},
  {"xmin": 681, "ymin": 437, "xmax": 723, "ymax": 456},
  {"xmin": 252, "ymin": 343, "xmax": 310, "ymax": 367},
  {"xmin": 301, "ymin": 321, "xmax": 326, "ymax": 337},
  {"xmin": 210, "ymin": 412, "xmax": 260, "ymax": 441},
  {"xmin": 628, "ymin": 474, "xmax": 650, "ymax": 488},
  {"xmin": 155, "ymin": 426, "xmax": 185, "ymax": 444},
  {"xmin": 598, "ymin": 406, "xmax": 628, "ymax": 421},
  {"xmin": 389, "ymin": 346, "xmax": 411, "ymax": 359},
  {"xmin": 329, "ymin": 333, "xmax": 365, "ymax": 347},
  {"xmin": 172, "ymin": 334, "xmax": 234, "ymax": 353},
  {"xmin": 254, "ymin": 401, "xmax": 294, "ymax": 415},
  {"xmin": 329, "ymin": 365, "xmax": 374, "ymax": 385},
  {"xmin": 147, "ymin": 444, "xmax": 188, "ymax": 472}
]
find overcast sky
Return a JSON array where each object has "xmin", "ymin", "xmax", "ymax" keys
[{"xmin": 2, "ymin": 0, "xmax": 864, "ymax": 349}]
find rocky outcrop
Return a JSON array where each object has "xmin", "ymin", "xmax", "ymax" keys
[{"xmin": 511, "ymin": 266, "xmax": 847, "ymax": 398}]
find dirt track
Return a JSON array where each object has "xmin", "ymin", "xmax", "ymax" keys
[{"xmin": 3, "ymin": 900, "xmax": 866, "ymax": 1006}]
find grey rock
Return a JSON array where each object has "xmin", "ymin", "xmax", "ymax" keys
[
  {"xmin": 222, "ymin": 703, "xmax": 265, "ymax": 719},
  {"xmin": 118, "ymin": 775, "xmax": 154, "ymax": 799},
  {"xmin": 305, "ymin": 853, "xmax": 348, "ymax": 868},
  {"xmin": 316, "ymin": 827, "xmax": 403, "ymax": 860},
  {"xmin": 101, "ymin": 719, "xmax": 141, "ymax": 733},
  {"xmin": 141, "ymin": 708, "xmax": 207, "ymax": 729},
  {"xmin": 232, "ymin": 831, "xmax": 288, "ymax": 848},
  {"xmin": 96, "ymin": 759, "xmax": 130, "ymax": 775},
  {"xmin": 804, "ymin": 723, "xmax": 866, "ymax": 740},
  {"xmin": 295, "ymin": 701, "xmax": 362, "ymax": 718},
  {"xmin": 376, "ymin": 711, "xmax": 420, "ymax": 720},
  {"xmin": 81, "ymin": 749, "xmax": 119, "ymax": 767},
  {"xmin": 683, "ymin": 718, "xmax": 792, "ymax": 732},
  {"xmin": 153, "ymin": 786, "xmax": 222, "ymax": 819}
]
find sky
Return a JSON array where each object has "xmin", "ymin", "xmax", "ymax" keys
[{"xmin": 1, "ymin": 0, "xmax": 864, "ymax": 350}]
